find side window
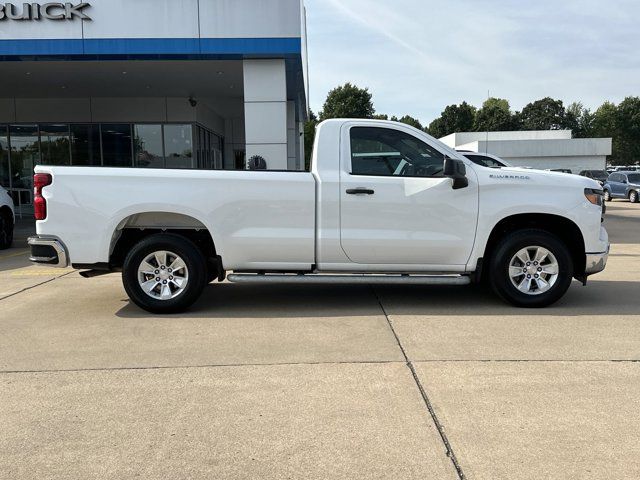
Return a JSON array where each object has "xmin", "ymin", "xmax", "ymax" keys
[{"xmin": 350, "ymin": 127, "xmax": 445, "ymax": 178}]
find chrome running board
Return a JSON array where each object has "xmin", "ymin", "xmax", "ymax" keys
[{"xmin": 227, "ymin": 273, "xmax": 471, "ymax": 286}]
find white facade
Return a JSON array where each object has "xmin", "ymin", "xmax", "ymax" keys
[
  {"xmin": 0, "ymin": 0, "xmax": 309, "ymax": 175},
  {"xmin": 440, "ymin": 131, "xmax": 612, "ymax": 173}
]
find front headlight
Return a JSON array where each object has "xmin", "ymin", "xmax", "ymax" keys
[{"xmin": 585, "ymin": 188, "xmax": 604, "ymax": 207}]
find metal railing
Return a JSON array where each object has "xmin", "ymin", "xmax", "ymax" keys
[{"xmin": 6, "ymin": 188, "xmax": 33, "ymax": 219}]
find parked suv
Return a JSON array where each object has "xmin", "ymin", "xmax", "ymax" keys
[
  {"xmin": 0, "ymin": 185, "xmax": 15, "ymax": 249},
  {"xmin": 604, "ymin": 172, "xmax": 640, "ymax": 203}
]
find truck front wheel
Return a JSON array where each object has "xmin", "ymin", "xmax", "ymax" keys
[
  {"xmin": 489, "ymin": 229, "xmax": 573, "ymax": 308},
  {"xmin": 122, "ymin": 234, "xmax": 207, "ymax": 314}
]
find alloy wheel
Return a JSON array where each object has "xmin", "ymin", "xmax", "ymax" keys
[
  {"xmin": 508, "ymin": 246, "xmax": 559, "ymax": 296},
  {"xmin": 137, "ymin": 250, "xmax": 189, "ymax": 300}
]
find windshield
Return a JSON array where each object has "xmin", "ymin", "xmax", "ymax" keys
[
  {"xmin": 590, "ymin": 171, "xmax": 609, "ymax": 181},
  {"xmin": 463, "ymin": 154, "xmax": 509, "ymax": 168},
  {"xmin": 628, "ymin": 174, "xmax": 640, "ymax": 183}
]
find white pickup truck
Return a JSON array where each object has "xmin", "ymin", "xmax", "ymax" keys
[{"xmin": 29, "ymin": 119, "xmax": 609, "ymax": 313}]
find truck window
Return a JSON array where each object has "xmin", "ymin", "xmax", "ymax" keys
[{"xmin": 350, "ymin": 127, "xmax": 445, "ymax": 178}]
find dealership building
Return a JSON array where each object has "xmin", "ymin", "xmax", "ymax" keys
[
  {"xmin": 440, "ymin": 130, "xmax": 612, "ymax": 173},
  {"xmin": 0, "ymin": 0, "xmax": 309, "ymax": 214}
]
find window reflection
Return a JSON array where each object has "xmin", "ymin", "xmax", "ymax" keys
[
  {"xmin": 164, "ymin": 124, "xmax": 193, "ymax": 169},
  {"xmin": 0, "ymin": 126, "xmax": 9, "ymax": 188},
  {"xmin": 9, "ymin": 125, "xmax": 40, "ymax": 189},
  {"xmin": 40, "ymin": 124, "xmax": 71, "ymax": 166},
  {"xmin": 134, "ymin": 124, "xmax": 164, "ymax": 168},
  {"xmin": 71, "ymin": 125, "xmax": 101, "ymax": 166},
  {"xmin": 101, "ymin": 124, "xmax": 133, "ymax": 167}
]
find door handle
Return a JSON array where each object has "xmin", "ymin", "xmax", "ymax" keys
[{"xmin": 346, "ymin": 188, "xmax": 375, "ymax": 195}]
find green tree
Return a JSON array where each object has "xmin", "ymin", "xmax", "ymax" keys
[
  {"xmin": 474, "ymin": 97, "xmax": 514, "ymax": 132},
  {"xmin": 519, "ymin": 97, "xmax": 567, "ymax": 130},
  {"xmin": 427, "ymin": 117, "xmax": 446, "ymax": 138},
  {"xmin": 592, "ymin": 102, "xmax": 621, "ymax": 165},
  {"xmin": 591, "ymin": 101, "xmax": 617, "ymax": 138},
  {"xmin": 395, "ymin": 115, "xmax": 423, "ymax": 130},
  {"xmin": 564, "ymin": 102, "xmax": 594, "ymax": 138},
  {"xmin": 303, "ymin": 110, "xmax": 318, "ymax": 170},
  {"xmin": 319, "ymin": 83, "xmax": 375, "ymax": 121},
  {"xmin": 427, "ymin": 102, "xmax": 476, "ymax": 138},
  {"xmin": 614, "ymin": 96, "xmax": 640, "ymax": 165}
]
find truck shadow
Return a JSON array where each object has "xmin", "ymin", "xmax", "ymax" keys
[{"xmin": 116, "ymin": 279, "xmax": 640, "ymax": 319}]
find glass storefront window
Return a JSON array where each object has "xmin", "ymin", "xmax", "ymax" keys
[
  {"xmin": 9, "ymin": 125, "xmax": 40, "ymax": 190},
  {"xmin": 101, "ymin": 124, "xmax": 133, "ymax": 167},
  {"xmin": 164, "ymin": 124, "xmax": 193, "ymax": 169},
  {"xmin": 194, "ymin": 125, "xmax": 223, "ymax": 170},
  {"xmin": 71, "ymin": 125, "xmax": 101, "ymax": 166},
  {"xmin": 134, "ymin": 124, "xmax": 164, "ymax": 168},
  {"xmin": 40, "ymin": 124, "xmax": 71, "ymax": 166},
  {"xmin": 0, "ymin": 122, "xmax": 221, "ymax": 181},
  {"xmin": 0, "ymin": 126, "xmax": 9, "ymax": 188}
]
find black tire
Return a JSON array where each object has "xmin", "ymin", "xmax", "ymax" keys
[
  {"xmin": 0, "ymin": 209, "xmax": 13, "ymax": 250},
  {"xmin": 122, "ymin": 233, "xmax": 207, "ymax": 314},
  {"xmin": 603, "ymin": 189, "xmax": 612, "ymax": 202},
  {"xmin": 630, "ymin": 190, "xmax": 639, "ymax": 204},
  {"xmin": 489, "ymin": 229, "xmax": 573, "ymax": 308}
]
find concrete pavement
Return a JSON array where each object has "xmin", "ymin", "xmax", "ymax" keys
[{"xmin": 1, "ymin": 202, "xmax": 639, "ymax": 479}]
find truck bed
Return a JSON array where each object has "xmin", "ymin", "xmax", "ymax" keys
[{"xmin": 35, "ymin": 166, "xmax": 317, "ymax": 271}]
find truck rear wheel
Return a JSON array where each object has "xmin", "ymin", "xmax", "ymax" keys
[
  {"xmin": 489, "ymin": 229, "xmax": 573, "ymax": 308},
  {"xmin": 122, "ymin": 233, "xmax": 207, "ymax": 314}
]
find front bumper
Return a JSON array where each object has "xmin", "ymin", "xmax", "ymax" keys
[
  {"xmin": 585, "ymin": 247, "xmax": 609, "ymax": 276},
  {"xmin": 28, "ymin": 236, "xmax": 69, "ymax": 268}
]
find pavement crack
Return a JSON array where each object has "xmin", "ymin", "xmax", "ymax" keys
[
  {"xmin": 0, "ymin": 271, "xmax": 74, "ymax": 302},
  {"xmin": 0, "ymin": 360, "xmax": 405, "ymax": 375},
  {"xmin": 371, "ymin": 286, "xmax": 467, "ymax": 480}
]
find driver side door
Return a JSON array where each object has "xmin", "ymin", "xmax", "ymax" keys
[{"xmin": 339, "ymin": 124, "xmax": 479, "ymax": 268}]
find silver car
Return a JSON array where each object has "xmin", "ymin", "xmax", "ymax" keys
[{"xmin": 0, "ymin": 185, "xmax": 15, "ymax": 249}]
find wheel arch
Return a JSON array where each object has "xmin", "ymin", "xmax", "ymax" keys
[
  {"xmin": 482, "ymin": 213, "xmax": 586, "ymax": 280},
  {"xmin": 108, "ymin": 211, "xmax": 223, "ymax": 278}
]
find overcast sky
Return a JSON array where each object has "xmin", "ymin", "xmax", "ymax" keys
[{"xmin": 305, "ymin": 0, "xmax": 640, "ymax": 125}]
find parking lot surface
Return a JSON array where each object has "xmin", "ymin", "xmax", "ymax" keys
[{"xmin": 1, "ymin": 202, "xmax": 639, "ymax": 479}]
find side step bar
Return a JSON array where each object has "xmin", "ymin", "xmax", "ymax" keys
[{"xmin": 227, "ymin": 273, "xmax": 471, "ymax": 286}]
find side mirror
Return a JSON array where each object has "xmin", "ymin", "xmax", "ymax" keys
[{"xmin": 444, "ymin": 157, "xmax": 469, "ymax": 190}]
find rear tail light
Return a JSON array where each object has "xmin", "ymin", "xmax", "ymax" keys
[{"xmin": 34, "ymin": 173, "xmax": 52, "ymax": 220}]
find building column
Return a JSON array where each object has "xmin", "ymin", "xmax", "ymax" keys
[{"xmin": 243, "ymin": 59, "xmax": 288, "ymax": 170}]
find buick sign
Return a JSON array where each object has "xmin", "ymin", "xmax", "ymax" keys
[{"xmin": 0, "ymin": 2, "xmax": 91, "ymax": 20}]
